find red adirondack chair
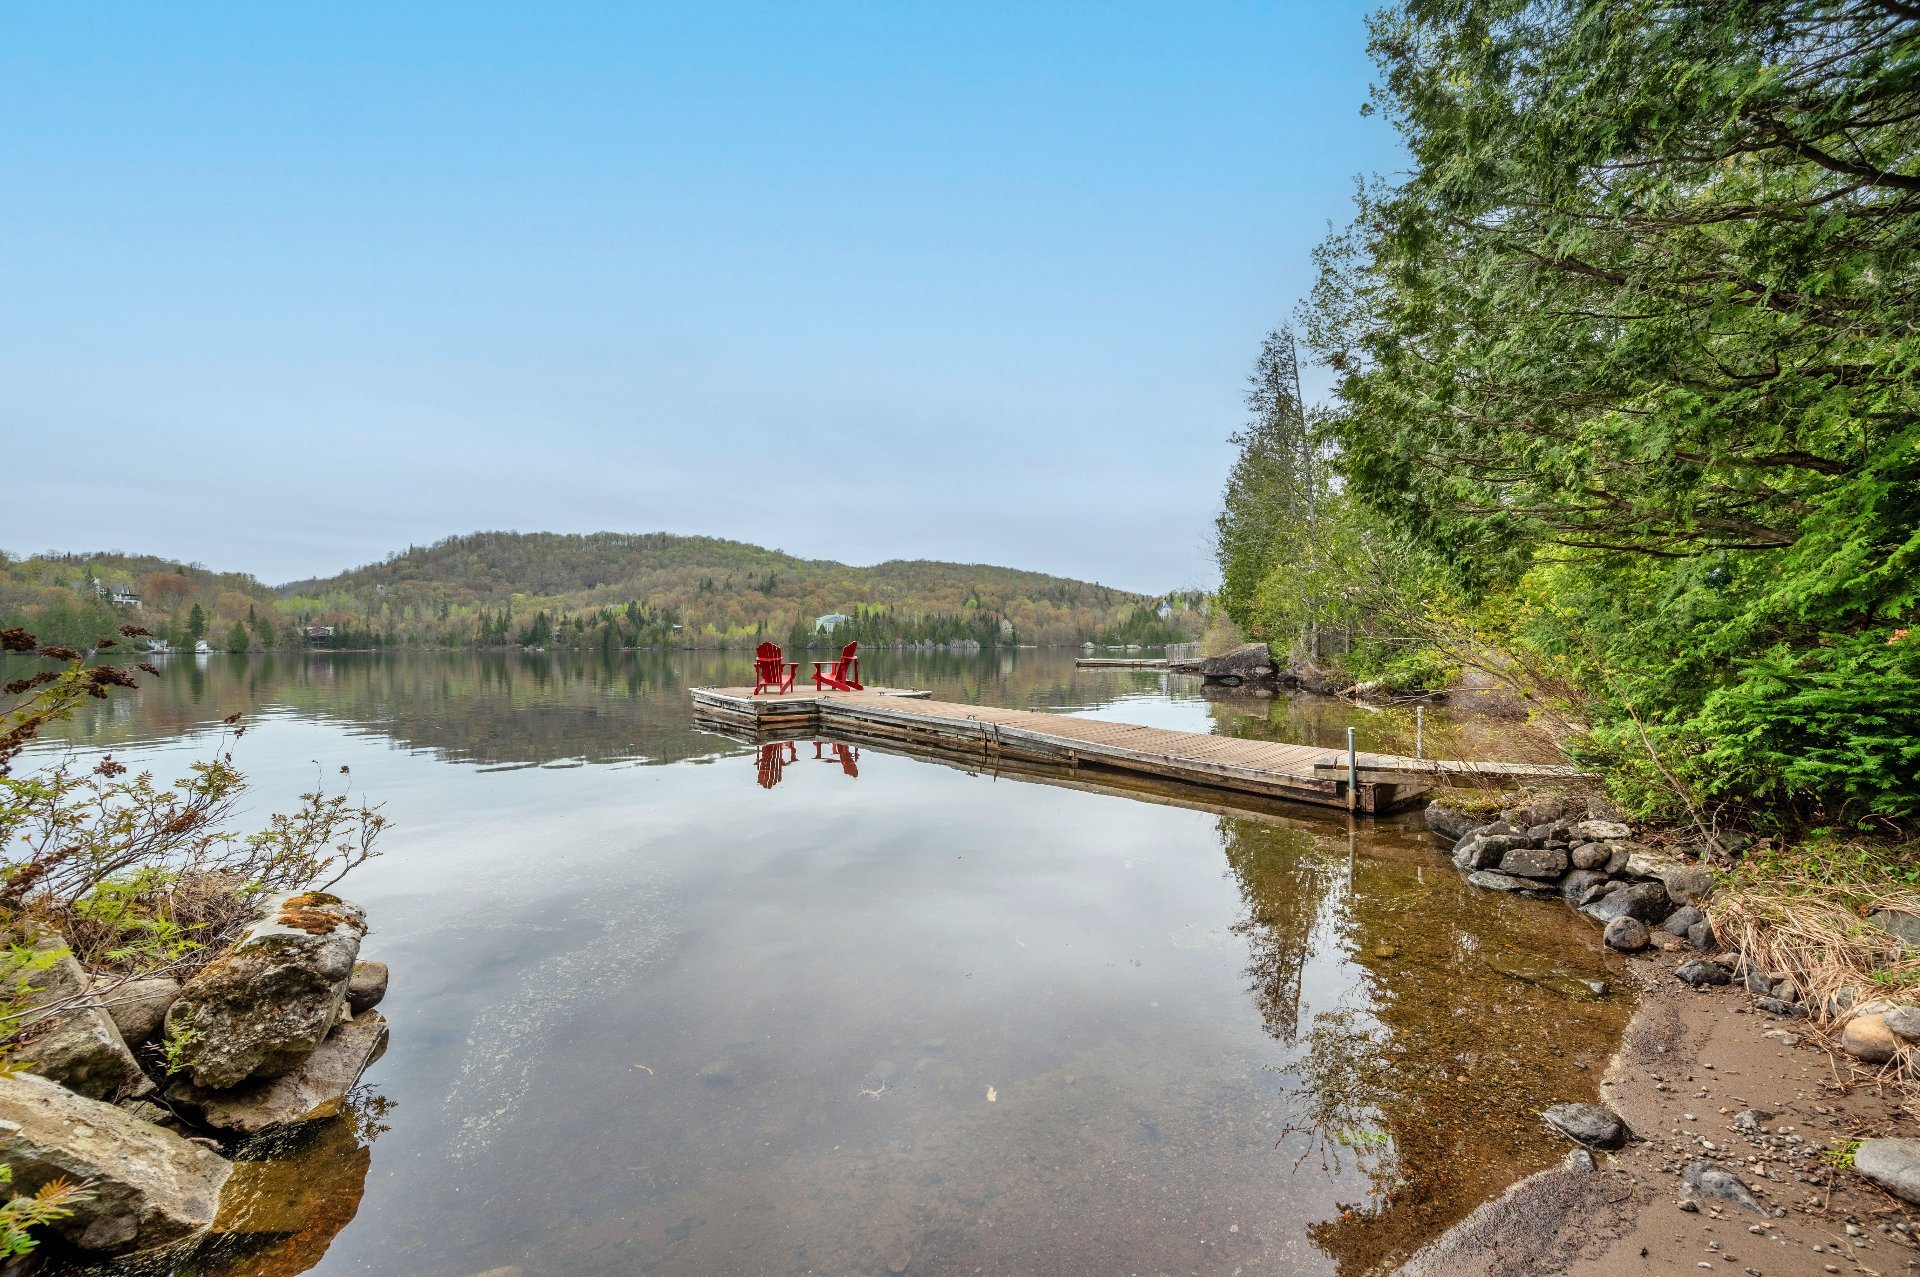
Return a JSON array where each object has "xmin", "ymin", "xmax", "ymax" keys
[
  {"xmin": 752, "ymin": 641, "xmax": 797, "ymax": 695},
  {"xmin": 812, "ymin": 641, "xmax": 863, "ymax": 692}
]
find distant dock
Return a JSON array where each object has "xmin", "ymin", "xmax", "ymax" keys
[
  {"xmin": 689, "ymin": 686, "xmax": 1445, "ymax": 814},
  {"xmin": 1074, "ymin": 657, "xmax": 1171, "ymax": 669}
]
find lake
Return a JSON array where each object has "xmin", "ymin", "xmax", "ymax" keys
[{"xmin": 30, "ymin": 649, "xmax": 1626, "ymax": 1277}]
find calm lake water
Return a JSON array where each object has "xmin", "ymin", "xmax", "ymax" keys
[{"xmin": 29, "ymin": 649, "xmax": 1626, "ymax": 1277}]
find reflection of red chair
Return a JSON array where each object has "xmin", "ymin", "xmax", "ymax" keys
[
  {"xmin": 756, "ymin": 741, "xmax": 797, "ymax": 789},
  {"xmin": 812, "ymin": 741, "xmax": 861, "ymax": 777},
  {"xmin": 752, "ymin": 641, "xmax": 797, "ymax": 695},
  {"xmin": 812, "ymin": 642, "xmax": 863, "ymax": 692}
]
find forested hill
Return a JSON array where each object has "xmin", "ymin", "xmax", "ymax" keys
[{"xmin": 3, "ymin": 532, "xmax": 1202, "ymax": 650}]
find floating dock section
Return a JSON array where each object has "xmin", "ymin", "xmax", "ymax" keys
[{"xmin": 689, "ymin": 687, "xmax": 1437, "ymax": 814}]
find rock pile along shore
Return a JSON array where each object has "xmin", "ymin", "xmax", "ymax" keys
[
  {"xmin": 0, "ymin": 890, "xmax": 391, "ymax": 1256},
  {"xmin": 1430, "ymin": 792, "xmax": 1920, "ymax": 1218}
]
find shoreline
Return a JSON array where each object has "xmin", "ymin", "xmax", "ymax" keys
[{"xmin": 1397, "ymin": 953, "xmax": 1917, "ymax": 1276}]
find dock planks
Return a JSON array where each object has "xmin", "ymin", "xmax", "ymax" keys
[{"xmin": 688, "ymin": 686, "xmax": 1433, "ymax": 814}]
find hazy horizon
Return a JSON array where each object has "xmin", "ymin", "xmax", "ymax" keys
[{"xmin": 3, "ymin": 3, "xmax": 1403, "ymax": 595}]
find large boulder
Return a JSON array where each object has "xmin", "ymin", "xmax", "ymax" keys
[
  {"xmin": 92, "ymin": 976, "xmax": 182, "ymax": 1047},
  {"xmin": 1503, "ymin": 795, "xmax": 1573, "ymax": 828},
  {"xmin": 1569, "ymin": 819, "xmax": 1632, "ymax": 842},
  {"xmin": 10, "ymin": 935, "xmax": 143, "ymax": 1100},
  {"xmin": 1424, "ymin": 802, "xmax": 1482, "ymax": 843},
  {"xmin": 0, "ymin": 1071, "xmax": 230, "ymax": 1253},
  {"xmin": 167, "ymin": 892, "xmax": 367, "ymax": 1090},
  {"xmin": 1498, "ymin": 845, "xmax": 1569, "ymax": 880},
  {"xmin": 168, "ymin": 1009, "xmax": 389, "ymax": 1135},
  {"xmin": 1603, "ymin": 916, "xmax": 1651, "ymax": 952},
  {"xmin": 1579, "ymin": 881, "xmax": 1671, "ymax": 926},
  {"xmin": 1452, "ymin": 833, "xmax": 1523, "ymax": 872},
  {"xmin": 1622, "ymin": 847, "xmax": 1716, "ymax": 904},
  {"xmin": 1569, "ymin": 841, "xmax": 1611, "ymax": 871},
  {"xmin": 1198, "ymin": 643, "xmax": 1277, "ymax": 685}
]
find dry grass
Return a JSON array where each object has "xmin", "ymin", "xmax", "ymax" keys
[{"xmin": 1708, "ymin": 840, "xmax": 1920, "ymax": 1074}]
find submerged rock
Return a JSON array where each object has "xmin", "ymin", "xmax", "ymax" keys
[
  {"xmin": 167, "ymin": 892, "xmax": 368, "ymax": 1090},
  {"xmin": 0, "ymin": 1071, "xmax": 230, "ymax": 1253},
  {"xmin": 11, "ymin": 934, "xmax": 143, "ymax": 1101},
  {"xmin": 1681, "ymin": 1159, "xmax": 1765, "ymax": 1213},
  {"xmin": 1541, "ymin": 1102, "xmax": 1628, "ymax": 1150},
  {"xmin": 1854, "ymin": 1139, "xmax": 1920, "ymax": 1204},
  {"xmin": 168, "ymin": 1010, "xmax": 389, "ymax": 1135}
]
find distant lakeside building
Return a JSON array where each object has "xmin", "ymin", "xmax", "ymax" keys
[{"xmin": 814, "ymin": 613, "xmax": 852, "ymax": 634}]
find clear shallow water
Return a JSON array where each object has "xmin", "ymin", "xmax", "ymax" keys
[{"xmin": 26, "ymin": 650, "xmax": 1626, "ymax": 1277}]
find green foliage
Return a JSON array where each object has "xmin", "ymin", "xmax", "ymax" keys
[
  {"xmin": 224, "ymin": 620, "xmax": 249, "ymax": 654},
  {"xmin": 1, "ymin": 626, "xmax": 385, "ymax": 1036},
  {"xmin": 160, "ymin": 1016, "xmax": 198, "ymax": 1076},
  {"xmin": 0, "ymin": 1163, "xmax": 88, "ymax": 1257},
  {"xmin": 1214, "ymin": 347, "xmax": 1450, "ymax": 685},
  {"xmin": 185, "ymin": 603, "xmax": 207, "ymax": 641},
  {"xmin": 1297, "ymin": 0, "xmax": 1920, "ymax": 826}
]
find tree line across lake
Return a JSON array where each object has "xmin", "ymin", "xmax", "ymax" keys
[{"xmin": 0, "ymin": 533, "xmax": 1202, "ymax": 656}]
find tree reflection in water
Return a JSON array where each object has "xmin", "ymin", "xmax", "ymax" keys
[{"xmin": 1219, "ymin": 817, "xmax": 1629, "ymax": 1275}]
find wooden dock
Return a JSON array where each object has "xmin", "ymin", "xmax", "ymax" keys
[
  {"xmin": 1074, "ymin": 657, "xmax": 1170, "ymax": 669},
  {"xmin": 688, "ymin": 687, "xmax": 1436, "ymax": 814}
]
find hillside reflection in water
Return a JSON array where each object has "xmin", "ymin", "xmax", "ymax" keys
[{"xmin": 28, "ymin": 651, "xmax": 1625, "ymax": 1277}]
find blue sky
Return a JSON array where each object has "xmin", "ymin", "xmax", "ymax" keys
[{"xmin": 2, "ymin": 3, "xmax": 1402, "ymax": 593}]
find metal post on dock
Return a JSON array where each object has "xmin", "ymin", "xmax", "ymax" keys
[
  {"xmin": 1415, "ymin": 706, "xmax": 1424, "ymax": 760},
  {"xmin": 1346, "ymin": 726, "xmax": 1358, "ymax": 812}
]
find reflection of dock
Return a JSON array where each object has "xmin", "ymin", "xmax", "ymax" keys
[{"xmin": 689, "ymin": 687, "xmax": 1434, "ymax": 814}]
